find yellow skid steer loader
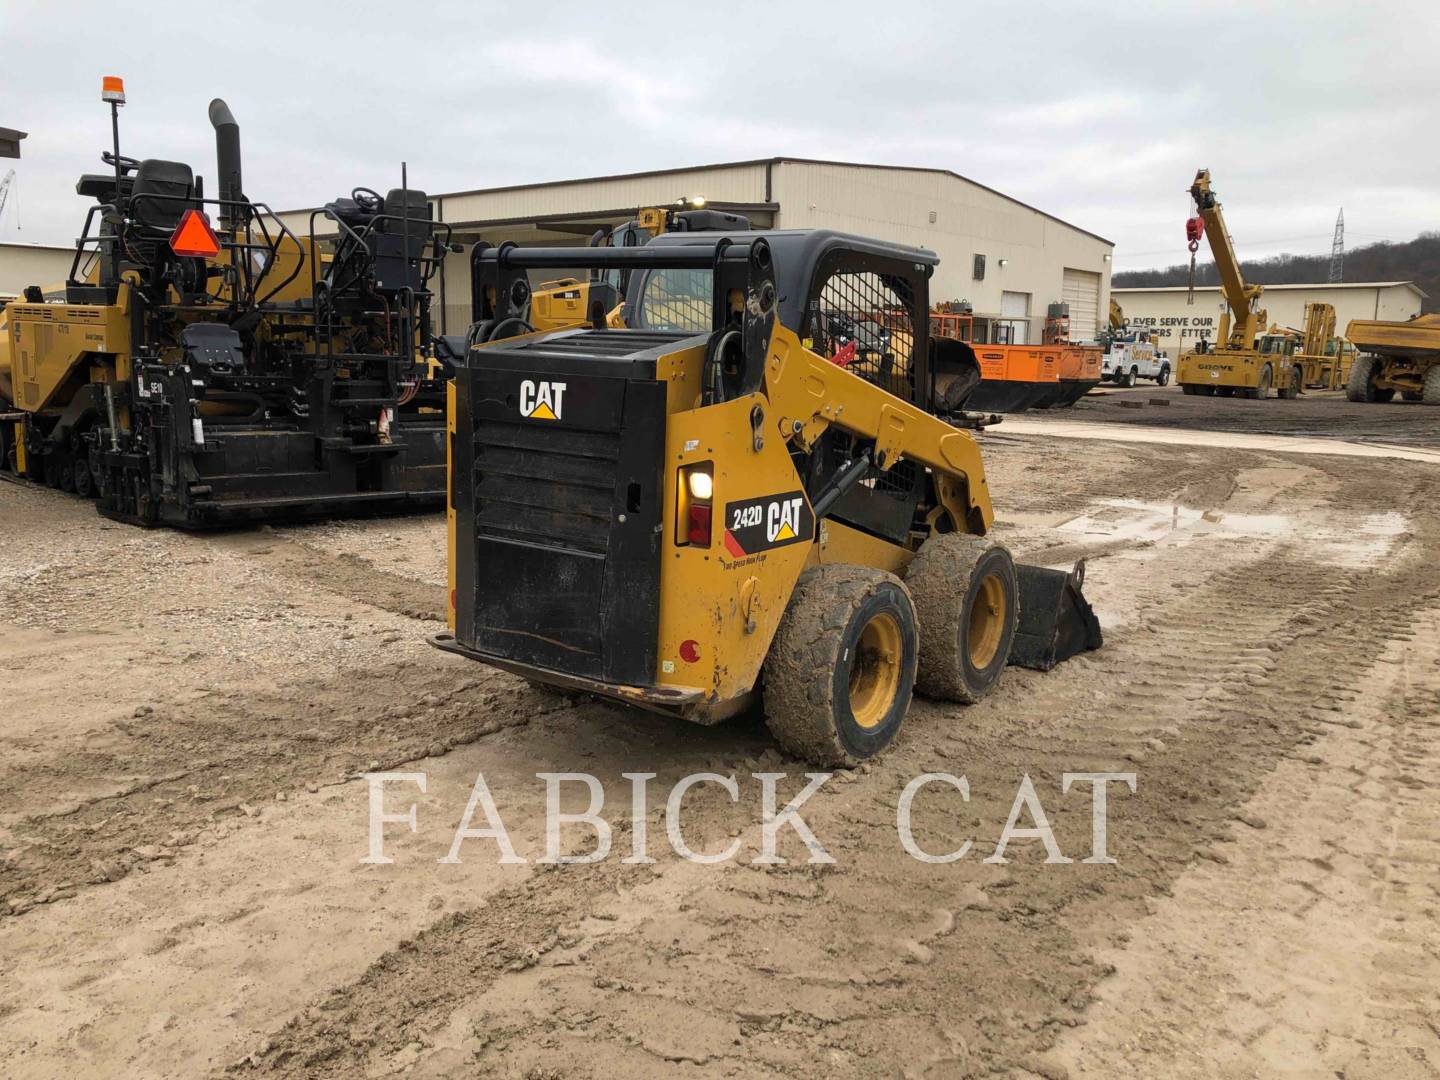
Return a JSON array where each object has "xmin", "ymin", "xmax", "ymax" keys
[{"xmin": 433, "ymin": 229, "xmax": 1099, "ymax": 764}]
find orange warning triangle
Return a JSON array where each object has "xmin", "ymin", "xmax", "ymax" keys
[
  {"xmin": 527, "ymin": 401, "xmax": 558, "ymax": 420},
  {"xmin": 773, "ymin": 522, "xmax": 797, "ymax": 541},
  {"xmin": 169, "ymin": 209, "xmax": 221, "ymax": 259}
]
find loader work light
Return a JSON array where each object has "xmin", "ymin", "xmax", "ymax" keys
[
  {"xmin": 101, "ymin": 76, "xmax": 126, "ymax": 104},
  {"xmin": 686, "ymin": 468, "xmax": 713, "ymax": 501},
  {"xmin": 677, "ymin": 462, "xmax": 714, "ymax": 547},
  {"xmin": 169, "ymin": 208, "xmax": 222, "ymax": 259}
]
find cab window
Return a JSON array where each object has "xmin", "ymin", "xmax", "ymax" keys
[{"xmin": 635, "ymin": 267, "xmax": 712, "ymax": 332}]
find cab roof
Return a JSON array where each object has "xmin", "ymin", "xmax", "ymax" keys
[{"xmin": 642, "ymin": 228, "xmax": 938, "ymax": 330}]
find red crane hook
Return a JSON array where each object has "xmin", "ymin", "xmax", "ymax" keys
[{"xmin": 1185, "ymin": 216, "xmax": 1205, "ymax": 254}]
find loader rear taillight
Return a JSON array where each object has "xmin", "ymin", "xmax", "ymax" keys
[
  {"xmin": 676, "ymin": 462, "xmax": 714, "ymax": 547},
  {"xmin": 687, "ymin": 504, "xmax": 712, "ymax": 546}
]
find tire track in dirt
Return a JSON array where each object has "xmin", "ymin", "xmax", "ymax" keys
[
  {"xmin": 0, "ymin": 659, "xmax": 563, "ymax": 917},
  {"xmin": 217, "ymin": 531, "xmax": 447, "ymax": 623},
  {"xmin": 1048, "ymin": 606, "xmax": 1440, "ymax": 1077},
  {"xmin": 234, "ymin": 453, "xmax": 1440, "ymax": 1078}
]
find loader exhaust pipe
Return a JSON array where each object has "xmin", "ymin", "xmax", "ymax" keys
[{"xmin": 208, "ymin": 98, "xmax": 242, "ymax": 232}]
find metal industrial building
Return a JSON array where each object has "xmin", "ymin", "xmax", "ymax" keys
[
  {"xmin": 278, "ymin": 158, "xmax": 1115, "ymax": 341},
  {"xmin": 0, "ymin": 242, "xmax": 72, "ymax": 300},
  {"xmin": 1113, "ymin": 281, "xmax": 1426, "ymax": 351}
]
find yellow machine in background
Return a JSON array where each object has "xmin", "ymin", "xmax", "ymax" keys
[
  {"xmin": 524, "ymin": 197, "xmax": 749, "ymax": 333},
  {"xmin": 435, "ymin": 228, "xmax": 1100, "ymax": 765},
  {"xmin": 1346, "ymin": 313, "xmax": 1440, "ymax": 404},
  {"xmin": 3, "ymin": 81, "xmax": 454, "ymax": 526},
  {"xmin": 1292, "ymin": 302, "xmax": 1354, "ymax": 390},
  {"xmin": 1176, "ymin": 169, "xmax": 1300, "ymax": 400}
]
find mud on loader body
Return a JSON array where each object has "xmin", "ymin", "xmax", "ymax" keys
[{"xmin": 433, "ymin": 230, "xmax": 1100, "ymax": 764}]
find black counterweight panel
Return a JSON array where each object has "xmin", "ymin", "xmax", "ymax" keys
[{"xmin": 455, "ymin": 354, "xmax": 666, "ymax": 685}]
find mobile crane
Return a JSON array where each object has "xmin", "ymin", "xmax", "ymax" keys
[{"xmin": 1175, "ymin": 170, "xmax": 1300, "ymax": 400}]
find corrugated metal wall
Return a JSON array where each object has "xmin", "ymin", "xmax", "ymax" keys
[
  {"xmin": 1112, "ymin": 284, "xmax": 1425, "ymax": 354},
  {"xmin": 0, "ymin": 244, "xmax": 74, "ymax": 295},
  {"xmin": 271, "ymin": 158, "xmax": 1115, "ymax": 341},
  {"xmin": 439, "ymin": 163, "xmax": 770, "ymax": 227},
  {"xmin": 772, "ymin": 162, "xmax": 1112, "ymax": 339}
]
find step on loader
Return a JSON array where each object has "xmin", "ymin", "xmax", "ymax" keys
[{"xmin": 433, "ymin": 229, "xmax": 1100, "ymax": 765}]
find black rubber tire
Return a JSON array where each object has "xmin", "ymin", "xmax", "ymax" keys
[
  {"xmin": 1402, "ymin": 391, "xmax": 1423, "ymax": 402},
  {"xmin": 1217, "ymin": 386, "xmax": 1234, "ymax": 397},
  {"xmin": 1423, "ymin": 365, "xmax": 1440, "ymax": 405},
  {"xmin": 1347, "ymin": 354, "xmax": 1384, "ymax": 403},
  {"xmin": 1245, "ymin": 365, "xmax": 1272, "ymax": 400},
  {"xmin": 1278, "ymin": 367, "xmax": 1302, "ymax": 400},
  {"xmin": 762, "ymin": 565, "xmax": 918, "ymax": 766},
  {"xmin": 904, "ymin": 534, "xmax": 1019, "ymax": 704},
  {"xmin": 1156, "ymin": 364, "xmax": 1170, "ymax": 387},
  {"xmin": 1122, "ymin": 367, "xmax": 1137, "ymax": 388},
  {"xmin": 1181, "ymin": 383, "xmax": 1197, "ymax": 396},
  {"xmin": 73, "ymin": 457, "xmax": 93, "ymax": 498}
]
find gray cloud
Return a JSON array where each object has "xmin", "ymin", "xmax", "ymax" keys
[{"xmin": 2, "ymin": 0, "xmax": 1436, "ymax": 271}]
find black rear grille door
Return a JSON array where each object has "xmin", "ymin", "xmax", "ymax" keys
[{"xmin": 454, "ymin": 334, "xmax": 669, "ymax": 684}]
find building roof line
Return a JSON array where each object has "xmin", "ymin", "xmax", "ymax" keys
[
  {"xmin": 1115, "ymin": 281, "xmax": 1427, "ymax": 298},
  {"xmin": 278, "ymin": 156, "xmax": 1114, "ymax": 247}
]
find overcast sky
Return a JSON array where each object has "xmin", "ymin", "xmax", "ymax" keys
[{"xmin": 2, "ymin": 1, "xmax": 1436, "ymax": 270}]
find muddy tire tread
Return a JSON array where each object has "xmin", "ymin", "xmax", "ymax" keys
[
  {"xmin": 906, "ymin": 533, "xmax": 1016, "ymax": 703},
  {"xmin": 763, "ymin": 565, "xmax": 912, "ymax": 767},
  {"xmin": 1422, "ymin": 364, "xmax": 1440, "ymax": 406}
]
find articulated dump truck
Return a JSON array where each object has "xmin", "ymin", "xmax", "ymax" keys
[
  {"xmin": 433, "ymin": 228, "xmax": 1101, "ymax": 765},
  {"xmin": 0, "ymin": 81, "xmax": 452, "ymax": 527},
  {"xmin": 1345, "ymin": 313, "xmax": 1440, "ymax": 404}
]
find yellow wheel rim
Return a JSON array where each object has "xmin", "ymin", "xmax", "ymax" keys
[
  {"xmin": 849, "ymin": 611, "xmax": 903, "ymax": 730},
  {"xmin": 968, "ymin": 573, "xmax": 1007, "ymax": 669}
]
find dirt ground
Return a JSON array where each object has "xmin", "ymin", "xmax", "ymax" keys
[
  {"xmin": 1050, "ymin": 382, "xmax": 1440, "ymax": 448},
  {"xmin": 2, "ymin": 396, "xmax": 1438, "ymax": 1079}
]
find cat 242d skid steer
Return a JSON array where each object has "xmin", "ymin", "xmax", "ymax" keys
[{"xmin": 433, "ymin": 229, "xmax": 1100, "ymax": 764}]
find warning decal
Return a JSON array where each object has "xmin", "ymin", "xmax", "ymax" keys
[{"xmin": 721, "ymin": 490, "xmax": 814, "ymax": 557}]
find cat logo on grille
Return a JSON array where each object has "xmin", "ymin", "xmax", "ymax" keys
[{"xmin": 519, "ymin": 379, "xmax": 566, "ymax": 421}]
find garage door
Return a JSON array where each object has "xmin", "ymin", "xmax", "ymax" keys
[
  {"xmin": 1000, "ymin": 290, "xmax": 1031, "ymax": 344},
  {"xmin": 1062, "ymin": 268, "xmax": 1101, "ymax": 342}
]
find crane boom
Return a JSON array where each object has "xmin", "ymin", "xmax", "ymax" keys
[
  {"xmin": 1187, "ymin": 169, "xmax": 1264, "ymax": 350},
  {"xmin": 0, "ymin": 168, "xmax": 15, "ymax": 228}
]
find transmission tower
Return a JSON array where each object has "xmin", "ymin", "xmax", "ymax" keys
[{"xmin": 1329, "ymin": 208, "xmax": 1344, "ymax": 283}]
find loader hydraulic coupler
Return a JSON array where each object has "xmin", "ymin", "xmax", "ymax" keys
[{"xmin": 1010, "ymin": 560, "xmax": 1102, "ymax": 671}]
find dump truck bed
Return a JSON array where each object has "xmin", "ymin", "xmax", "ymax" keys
[{"xmin": 1346, "ymin": 314, "xmax": 1440, "ymax": 358}]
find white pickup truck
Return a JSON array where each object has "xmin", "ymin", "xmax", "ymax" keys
[{"xmin": 1101, "ymin": 330, "xmax": 1171, "ymax": 387}]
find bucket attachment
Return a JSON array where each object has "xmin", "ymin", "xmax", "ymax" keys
[{"xmin": 1010, "ymin": 560, "xmax": 1102, "ymax": 671}]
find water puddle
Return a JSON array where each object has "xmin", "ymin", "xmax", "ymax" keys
[
  {"xmin": 1050, "ymin": 500, "xmax": 1406, "ymax": 568},
  {"xmin": 1056, "ymin": 499, "xmax": 1291, "ymax": 543}
]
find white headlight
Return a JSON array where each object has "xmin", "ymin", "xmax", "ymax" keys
[{"xmin": 687, "ymin": 470, "xmax": 713, "ymax": 500}]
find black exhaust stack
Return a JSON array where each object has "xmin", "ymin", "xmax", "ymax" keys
[{"xmin": 208, "ymin": 98, "xmax": 242, "ymax": 231}]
